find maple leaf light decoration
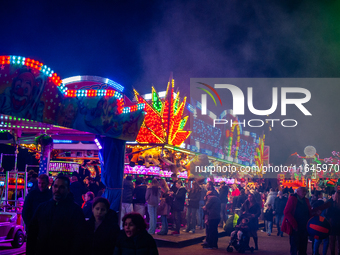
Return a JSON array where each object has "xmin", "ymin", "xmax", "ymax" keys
[{"xmin": 134, "ymin": 79, "xmax": 191, "ymax": 146}]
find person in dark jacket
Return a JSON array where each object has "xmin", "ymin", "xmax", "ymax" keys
[
  {"xmin": 133, "ymin": 178, "xmax": 147, "ymax": 217},
  {"xmin": 240, "ymin": 193, "xmax": 261, "ymax": 250},
  {"xmin": 169, "ymin": 173, "xmax": 178, "ymax": 224},
  {"xmin": 311, "ymin": 191, "xmax": 330, "ymax": 255},
  {"xmin": 121, "ymin": 176, "xmax": 134, "ymax": 228},
  {"xmin": 83, "ymin": 191, "xmax": 95, "ymax": 219},
  {"xmin": 310, "ymin": 190, "xmax": 326, "ymax": 254},
  {"xmin": 311, "ymin": 190, "xmax": 324, "ymax": 209},
  {"xmin": 264, "ymin": 204, "xmax": 274, "ymax": 236},
  {"xmin": 218, "ymin": 181, "xmax": 229, "ymax": 227},
  {"xmin": 22, "ymin": 174, "xmax": 52, "ymax": 227},
  {"xmin": 70, "ymin": 176, "xmax": 88, "ymax": 206},
  {"xmin": 28, "ymin": 171, "xmax": 38, "ymax": 192},
  {"xmin": 89, "ymin": 178, "xmax": 100, "ymax": 197},
  {"xmin": 184, "ymin": 181, "xmax": 200, "ymax": 233},
  {"xmin": 326, "ymin": 190, "xmax": 340, "ymax": 255},
  {"xmin": 79, "ymin": 161, "xmax": 91, "ymax": 182},
  {"xmin": 84, "ymin": 176, "xmax": 100, "ymax": 197},
  {"xmin": 253, "ymin": 190, "xmax": 262, "ymax": 206},
  {"xmin": 282, "ymin": 187, "xmax": 331, "ymax": 255},
  {"xmin": 114, "ymin": 212, "xmax": 159, "ymax": 255},
  {"xmin": 273, "ymin": 191, "xmax": 287, "ymax": 237},
  {"xmin": 203, "ymin": 190, "xmax": 221, "ymax": 249},
  {"xmin": 169, "ymin": 173, "xmax": 178, "ymax": 193},
  {"xmin": 283, "ymin": 188, "xmax": 310, "ymax": 254},
  {"xmin": 236, "ymin": 189, "xmax": 247, "ymax": 209},
  {"xmin": 26, "ymin": 176, "xmax": 87, "ymax": 255},
  {"xmin": 86, "ymin": 197, "xmax": 120, "ymax": 255},
  {"xmin": 288, "ymin": 187, "xmax": 294, "ymax": 194},
  {"xmin": 206, "ymin": 181, "xmax": 219, "ymax": 197},
  {"xmin": 197, "ymin": 183, "xmax": 207, "ymax": 229},
  {"xmin": 283, "ymin": 186, "xmax": 289, "ymax": 195},
  {"xmin": 170, "ymin": 180, "xmax": 187, "ymax": 235}
]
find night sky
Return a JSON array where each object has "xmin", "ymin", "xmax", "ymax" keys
[{"xmin": 1, "ymin": 0, "xmax": 340, "ymax": 165}]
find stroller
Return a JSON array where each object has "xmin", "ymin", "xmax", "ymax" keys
[{"xmin": 226, "ymin": 214, "xmax": 254, "ymax": 253}]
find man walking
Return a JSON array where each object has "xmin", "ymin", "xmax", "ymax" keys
[
  {"xmin": 170, "ymin": 180, "xmax": 187, "ymax": 235},
  {"xmin": 219, "ymin": 181, "xmax": 228, "ymax": 227},
  {"xmin": 282, "ymin": 187, "xmax": 330, "ymax": 255},
  {"xmin": 273, "ymin": 191, "xmax": 287, "ymax": 237},
  {"xmin": 121, "ymin": 176, "xmax": 134, "ymax": 228},
  {"xmin": 169, "ymin": 173, "xmax": 179, "ymax": 230},
  {"xmin": 26, "ymin": 176, "xmax": 87, "ymax": 255},
  {"xmin": 170, "ymin": 173, "xmax": 178, "ymax": 193},
  {"xmin": 70, "ymin": 175, "xmax": 88, "ymax": 207},
  {"xmin": 22, "ymin": 174, "xmax": 52, "ymax": 227},
  {"xmin": 197, "ymin": 181, "xmax": 207, "ymax": 229},
  {"xmin": 133, "ymin": 177, "xmax": 147, "ymax": 217},
  {"xmin": 203, "ymin": 190, "xmax": 221, "ymax": 249}
]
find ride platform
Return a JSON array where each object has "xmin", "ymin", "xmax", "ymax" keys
[{"xmin": 154, "ymin": 228, "xmax": 227, "ymax": 248}]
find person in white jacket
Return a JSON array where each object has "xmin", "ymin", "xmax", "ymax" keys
[
  {"xmin": 261, "ymin": 188, "xmax": 277, "ymax": 233},
  {"xmin": 264, "ymin": 188, "xmax": 277, "ymax": 210}
]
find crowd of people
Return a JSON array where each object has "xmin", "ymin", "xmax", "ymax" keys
[
  {"xmin": 19, "ymin": 170, "xmax": 340, "ymax": 254},
  {"xmin": 118, "ymin": 174, "xmax": 259, "ymax": 250},
  {"xmin": 23, "ymin": 174, "xmax": 158, "ymax": 255},
  {"xmin": 118, "ymin": 173, "xmax": 227, "ymax": 249}
]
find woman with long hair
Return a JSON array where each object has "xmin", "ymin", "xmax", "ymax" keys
[
  {"xmin": 145, "ymin": 178, "xmax": 160, "ymax": 235},
  {"xmin": 240, "ymin": 193, "xmax": 261, "ymax": 250},
  {"xmin": 327, "ymin": 190, "xmax": 340, "ymax": 255},
  {"xmin": 183, "ymin": 181, "xmax": 200, "ymax": 233},
  {"xmin": 157, "ymin": 179, "xmax": 170, "ymax": 235}
]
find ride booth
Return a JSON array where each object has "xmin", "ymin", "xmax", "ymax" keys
[
  {"xmin": 125, "ymin": 79, "xmax": 191, "ymax": 230},
  {"xmin": 0, "ymin": 55, "xmax": 145, "ymax": 214}
]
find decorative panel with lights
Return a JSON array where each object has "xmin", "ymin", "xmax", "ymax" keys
[
  {"xmin": 49, "ymin": 161, "xmax": 80, "ymax": 173},
  {"xmin": 0, "ymin": 55, "xmax": 146, "ymax": 141},
  {"xmin": 134, "ymin": 80, "xmax": 191, "ymax": 146},
  {"xmin": 190, "ymin": 102, "xmax": 267, "ymax": 170},
  {"xmin": 0, "ymin": 55, "xmax": 63, "ymax": 124}
]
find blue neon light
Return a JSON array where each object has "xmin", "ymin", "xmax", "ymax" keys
[
  {"xmin": 53, "ymin": 140, "xmax": 73, "ymax": 143},
  {"xmin": 62, "ymin": 76, "xmax": 124, "ymax": 92}
]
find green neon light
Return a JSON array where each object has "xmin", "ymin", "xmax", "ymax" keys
[{"xmin": 196, "ymin": 87, "xmax": 217, "ymax": 106}]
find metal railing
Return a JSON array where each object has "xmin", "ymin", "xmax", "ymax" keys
[{"xmin": 0, "ymin": 171, "xmax": 27, "ymax": 213}]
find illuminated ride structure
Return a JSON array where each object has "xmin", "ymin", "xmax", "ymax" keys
[
  {"xmin": 0, "ymin": 54, "xmax": 269, "ymax": 213},
  {"xmin": 183, "ymin": 96, "xmax": 270, "ymax": 183},
  {"xmin": 125, "ymin": 77, "xmax": 191, "ymax": 181},
  {"xmin": 125, "ymin": 77, "xmax": 269, "ymax": 184},
  {"xmin": 0, "ymin": 55, "xmax": 145, "ymax": 212},
  {"xmin": 279, "ymin": 150, "xmax": 340, "ymax": 191}
]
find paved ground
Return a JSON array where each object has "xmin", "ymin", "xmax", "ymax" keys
[
  {"xmin": 0, "ymin": 229, "xmax": 322, "ymax": 255},
  {"xmin": 157, "ymin": 230, "xmax": 315, "ymax": 255}
]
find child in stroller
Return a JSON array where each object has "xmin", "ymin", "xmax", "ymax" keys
[{"xmin": 227, "ymin": 214, "xmax": 254, "ymax": 253}]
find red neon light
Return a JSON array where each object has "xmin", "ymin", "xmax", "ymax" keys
[{"xmin": 0, "ymin": 55, "xmax": 62, "ymax": 87}]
